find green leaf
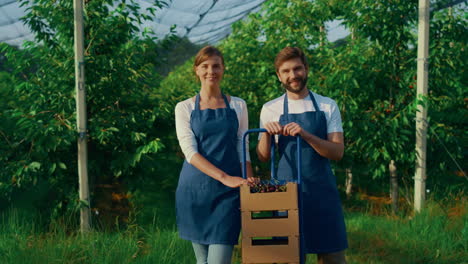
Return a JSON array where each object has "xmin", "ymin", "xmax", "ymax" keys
[
  {"xmin": 49, "ymin": 163, "xmax": 57, "ymax": 174},
  {"xmin": 28, "ymin": 161, "xmax": 41, "ymax": 171},
  {"xmin": 58, "ymin": 162, "xmax": 67, "ymax": 170}
]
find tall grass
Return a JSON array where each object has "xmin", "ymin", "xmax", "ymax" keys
[
  {"xmin": 0, "ymin": 209, "xmax": 193, "ymax": 264},
  {"xmin": 0, "ymin": 197, "xmax": 466, "ymax": 264},
  {"xmin": 341, "ymin": 198, "xmax": 467, "ymax": 264}
]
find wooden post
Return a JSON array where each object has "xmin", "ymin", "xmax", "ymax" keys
[
  {"xmin": 345, "ymin": 168, "xmax": 353, "ymax": 198},
  {"xmin": 414, "ymin": 0, "xmax": 430, "ymax": 212},
  {"xmin": 319, "ymin": 25, "xmax": 325, "ymax": 46},
  {"xmin": 74, "ymin": 0, "xmax": 91, "ymax": 232},
  {"xmin": 389, "ymin": 160, "xmax": 398, "ymax": 213}
]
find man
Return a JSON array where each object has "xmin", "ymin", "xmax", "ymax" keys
[{"xmin": 256, "ymin": 47, "xmax": 348, "ymax": 264}]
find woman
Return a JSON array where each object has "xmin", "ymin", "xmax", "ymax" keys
[{"xmin": 175, "ymin": 46, "xmax": 253, "ymax": 264}]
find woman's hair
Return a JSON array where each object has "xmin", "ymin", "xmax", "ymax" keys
[
  {"xmin": 274, "ymin": 47, "xmax": 309, "ymax": 72},
  {"xmin": 193, "ymin": 46, "xmax": 225, "ymax": 71}
]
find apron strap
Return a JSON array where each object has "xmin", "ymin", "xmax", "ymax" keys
[
  {"xmin": 283, "ymin": 94, "xmax": 290, "ymax": 123},
  {"xmin": 309, "ymin": 91, "xmax": 320, "ymax": 112},
  {"xmin": 195, "ymin": 94, "xmax": 201, "ymax": 111},
  {"xmin": 222, "ymin": 94, "xmax": 231, "ymax": 109}
]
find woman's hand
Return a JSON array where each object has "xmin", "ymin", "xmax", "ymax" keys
[
  {"xmin": 245, "ymin": 161, "xmax": 258, "ymax": 186},
  {"xmin": 247, "ymin": 177, "xmax": 260, "ymax": 186},
  {"xmin": 220, "ymin": 175, "xmax": 248, "ymax": 188}
]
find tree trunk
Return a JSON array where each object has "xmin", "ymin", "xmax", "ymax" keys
[{"xmin": 389, "ymin": 160, "xmax": 398, "ymax": 213}]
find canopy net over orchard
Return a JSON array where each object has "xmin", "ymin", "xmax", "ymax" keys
[{"xmin": 1, "ymin": 0, "xmax": 266, "ymax": 46}]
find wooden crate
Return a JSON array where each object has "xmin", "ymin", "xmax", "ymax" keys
[{"xmin": 240, "ymin": 182, "xmax": 300, "ymax": 264}]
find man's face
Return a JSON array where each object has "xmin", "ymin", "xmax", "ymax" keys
[{"xmin": 276, "ymin": 58, "xmax": 308, "ymax": 94}]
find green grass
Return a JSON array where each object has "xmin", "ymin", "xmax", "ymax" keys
[
  {"xmin": 342, "ymin": 208, "xmax": 467, "ymax": 264},
  {"xmin": 0, "ymin": 210, "xmax": 193, "ymax": 264},
  {"xmin": 0, "ymin": 198, "xmax": 466, "ymax": 264}
]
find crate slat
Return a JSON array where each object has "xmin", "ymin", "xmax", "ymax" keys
[
  {"xmin": 240, "ymin": 182, "xmax": 298, "ymax": 211},
  {"xmin": 241, "ymin": 209, "xmax": 299, "ymax": 236}
]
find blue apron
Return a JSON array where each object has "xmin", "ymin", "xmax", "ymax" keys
[
  {"xmin": 277, "ymin": 91, "xmax": 348, "ymax": 253},
  {"xmin": 175, "ymin": 94, "xmax": 241, "ymax": 245}
]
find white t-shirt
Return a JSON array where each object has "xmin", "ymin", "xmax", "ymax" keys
[
  {"xmin": 259, "ymin": 91, "xmax": 343, "ymax": 140},
  {"xmin": 175, "ymin": 96, "xmax": 250, "ymax": 163}
]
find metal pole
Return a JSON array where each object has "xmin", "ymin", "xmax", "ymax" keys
[
  {"xmin": 414, "ymin": 0, "xmax": 430, "ymax": 212},
  {"xmin": 74, "ymin": 0, "xmax": 90, "ymax": 232}
]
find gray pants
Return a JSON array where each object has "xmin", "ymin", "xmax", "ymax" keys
[{"xmin": 192, "ymin": 243, "xmax": 234, "ymax": 264}]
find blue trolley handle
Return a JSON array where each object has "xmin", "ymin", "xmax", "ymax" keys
[{"xmin": 242, "ymin": 128, "xmax": 302, "ymax": 185}]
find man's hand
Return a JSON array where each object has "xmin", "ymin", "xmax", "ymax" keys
[
  {"xmin": 264, "ymin": 121, "xmax": 283, "ymax": 135},
  {"xmin": 257, "ymin": 122, "xmax": 282, "ymax": 162},
  {"xmin": 283, "ymin": 122, "xmax": 304, "ymax": 137}
]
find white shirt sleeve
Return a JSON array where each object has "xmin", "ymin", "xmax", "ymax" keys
[
  {"xmin": 175, "ymin": 100, "xmax": 198, "ymax": 163},
  {"xmin": 258, "ymin": 101, "xmax": 281, "ymax": 143},
  {"xmin": 326, "ymin": 99, "xmax": 343, "ymax": 134},
  {"xmin": 234, "ymin": 98, "xmax": 251, "ymax": 163},
  {"xmin": 258, "ymin": 105, "xmax": 272, "ymax": 141},
  {"xmin": 259, "ymin": 105, "xmax": 267, "ymax": 130}
]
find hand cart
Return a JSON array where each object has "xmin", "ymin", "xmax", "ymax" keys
[{"xmin": 241, "ymin": 128, "xmax": 305, "ymax": 264}]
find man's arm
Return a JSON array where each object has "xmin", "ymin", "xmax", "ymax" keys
[
  {"xmin": 283, "ymin": 122, "xmax": 344, "ymax": 161},
  {"xmin": 256, "ymin": 133, "xmax": 271, "ymax": 162},
  {"xmin": 256, "ymin": 121, "xmax": 283, "ymax": 162},
  {"xmin": 302, "ymin": 131, "xmax": 344, "ymax": 161}
]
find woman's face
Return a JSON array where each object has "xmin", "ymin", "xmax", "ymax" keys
[{"xmin": 195, "ymin": 56, "xmax": 224, "ymax": 87}]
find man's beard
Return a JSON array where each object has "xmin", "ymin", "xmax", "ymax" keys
[{"xmin": 282, "ymin": 76, "xmax": 308, "ymax": 94}]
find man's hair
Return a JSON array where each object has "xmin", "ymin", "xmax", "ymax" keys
[
  {"xmin": 274, "ymin": 47, "xmax": 309, "ymax": 72},
  {"xmin": 193, "ymin": 46, "xmax": 225, "ymax": 71}
]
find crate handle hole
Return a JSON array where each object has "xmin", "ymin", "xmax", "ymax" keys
[
  {"xmin": 251, "ymin": 236, "xmax": 289, "ymax": 246},
  {"xmin": 251, "ymin": 210, "xmax": 288, "ymax": 219}
]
